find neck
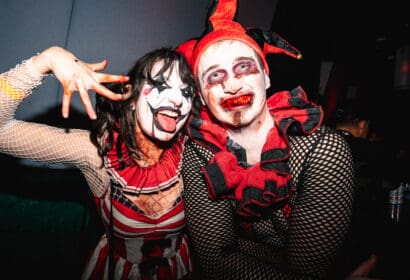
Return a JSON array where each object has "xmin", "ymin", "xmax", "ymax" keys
[
  {"xmin": 135, "ymin": 128, "xmax": 167, "ymax": 167},
  {"xmin": 226, "ymin": 106, "xmax": 273, "ymax": 164}
]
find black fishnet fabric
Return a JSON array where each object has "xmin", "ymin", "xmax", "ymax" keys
[{"xmin": 182, "ymin": 125, "xmax": 355, "ymax": 279}]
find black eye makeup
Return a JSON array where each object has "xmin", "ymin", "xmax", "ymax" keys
[
  {"xmin": 151, "ymin": 75, "xmax": 169, "ymax": 92},
  {"xmin": 181, "ymin": 86, "xmax": 194, "ymax": 98},
  {"xmin": 151, "ymin": 75, "xmax": 165, "ymax": 84},
  {"xmin": 149, "ymin": 74, "xmax": 194, "ymax": 98}
]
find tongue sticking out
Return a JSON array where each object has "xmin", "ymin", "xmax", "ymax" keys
[{"xmin": 157, "ymin": 113, "xmax": 177, "ymax": 132}]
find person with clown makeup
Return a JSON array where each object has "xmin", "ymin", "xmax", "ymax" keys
[
  {"xmin": 176, "ymin": 0, "xmax": 365, "ymax": 279},
  {"xmin": 0, "ymin": 46, "xmax": 201, "ymax": 279}
]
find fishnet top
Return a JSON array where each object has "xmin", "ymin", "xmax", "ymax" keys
[
  {"xmin": 0, "ymin": 58, "xmax": 109, "ymax": 197},
  {"xmin": 181, "ymin": 125, "xmax": 355, "ymax": 279}
]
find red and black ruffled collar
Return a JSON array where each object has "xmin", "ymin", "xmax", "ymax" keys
[
  {"xmin": 186, "ymin": 86, "xmax": 323, "ymax": 219},
  {"xmin": 104, "ymin": 131, "xmax": 186, "ymax": 195}
]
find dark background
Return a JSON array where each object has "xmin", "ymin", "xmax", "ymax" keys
[
  {"xmin": 269, "ymin": 0, "xmax": 410, "ymax": 140},
  {"xmin": 0, "ymin": 0, "xmax": 409, "ymax": 279}
]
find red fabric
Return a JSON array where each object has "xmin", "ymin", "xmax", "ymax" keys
[
  {"xmin": 187, "ymin": 87, "xmax": 323, "ymax": 219},
  {"xmin": 104, "ymin": 132, "xmax": 185, "ymax": 194},
  {"xmin": 82, "ymin": 133, "xmax": 192, "ymax": 278},
  {"xmin": 191, "ymin": 24, "xmax": 267, "ymax": 77},
  {"xmin": 176, "ymin": 0, "xmax": 301, "ymax": 78}
]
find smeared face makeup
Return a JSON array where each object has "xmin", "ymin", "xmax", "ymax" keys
[
  {"xmin": 136, "ymin": 61, "xmax": 194, "ymax": 142},
  {"xmin": 197, "ymin": 40, "xmax": 270, "ymax": 128}
]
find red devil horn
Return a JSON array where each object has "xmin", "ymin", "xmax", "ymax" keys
[{"xmin": 209, "ymin": 0, "xmax": 237, "ymax": 26}]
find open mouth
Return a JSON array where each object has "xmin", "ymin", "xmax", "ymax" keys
[
  {"xmin": 221, "ymin": 94, "xmax": 253, "ymax": 109},
  {"xmin": 155, "ymin": 109, "xmax": 180, "ymax": 133}
]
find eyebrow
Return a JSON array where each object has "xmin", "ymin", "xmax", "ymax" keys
[
  {"xmin": 152, "ymin": 73, "xmax": 164, "ymax": 80},
  {"xmin": 201, "ymin": 64, "xmax": 219, "ymax": 80},
  {"xmin": 201, "ymin": 56, "xmax": 256, "ymax": 79}
]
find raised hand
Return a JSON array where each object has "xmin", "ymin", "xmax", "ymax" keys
[{"xmin": 32, "ymin": 46, "xmax": 129, "ymax": 119}]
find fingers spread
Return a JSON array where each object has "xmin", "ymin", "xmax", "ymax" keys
[
  {"xmin": 62, "ymin": 88, "xmax": 73, "ymax": 119},
  {"xmin": 89, "ymin": 60, "xmax": 108, "ymax": 71},
  {"xmin": 76, "ymin": 78, "xmax": 97, "ymax": 120},
  {"xmin": 97, "ymin": 73, "xmax": 129, "ymax": 83},
  {"xmin": 57, "ymin": 57, "xmax": 130, "ymax": 119},
  {"xmin": 91, "ymin": 82, "xmax": 125, "ymax": 101}
]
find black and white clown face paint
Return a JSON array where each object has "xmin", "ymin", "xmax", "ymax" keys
[{"xmin": 136, "ymin": 61, "xmax": 194, "ymax": 142}]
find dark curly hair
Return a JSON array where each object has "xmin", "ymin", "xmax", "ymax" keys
[{"xmin": 90, "ymin": 47, "xmax": 201, "ymax": 169}]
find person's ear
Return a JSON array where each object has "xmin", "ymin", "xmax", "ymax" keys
[
  {"xmin": 358, "ymin": 120, "xmax": 368, "ymax": 130},
  {"xmin": 358, "ymin": 120, "xmax": 369, "ymax": 138},
  {"xmin": 264, "ymin": 70, "xmax": 271, "ymax": 90}
]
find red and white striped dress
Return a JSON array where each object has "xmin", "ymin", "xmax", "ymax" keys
[{"xmin": 82, "ymin": 136, "xmax": 193, "ymax": 280}]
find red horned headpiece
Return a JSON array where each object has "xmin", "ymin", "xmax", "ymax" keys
[{"xmin": 177, "ymin": 0, "xmax": 302, "ymax": 78}]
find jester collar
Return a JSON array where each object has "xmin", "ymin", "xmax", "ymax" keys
[
  {"xmin": 104, "ymin": 132, "xmax": 185, "ymax": 195},
  {"xmin": 186, "ymin": 86, "xmax": 323, "ymax": 219}
]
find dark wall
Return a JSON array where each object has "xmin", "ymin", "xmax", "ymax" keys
[
  {"xmin": 270, "ymin": 0, "xmax": 410, "ymax": 139},
  {"xmin": 0, "ymin": 0, "xmax": 211, "ymax": 120}
]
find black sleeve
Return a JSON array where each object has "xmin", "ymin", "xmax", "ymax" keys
[{"xmin": 182, "ymin": 127, "xmax": 355, "ymax": 279}]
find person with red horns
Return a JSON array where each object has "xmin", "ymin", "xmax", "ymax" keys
[{"xmin": 177, "ymin": 0, "xmax": 360, "ymax": 279}]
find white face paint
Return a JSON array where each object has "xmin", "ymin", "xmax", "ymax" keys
[
  {"xmin": 136, "ymin": 61, "xmax": 193, "ymax": 142},
  {"xmin": 197, "ymin": 40, "xmax": 271, "ymax": 128}
]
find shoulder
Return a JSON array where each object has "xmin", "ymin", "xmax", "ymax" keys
[
  {"xmin": 289, "ymin": 125, "xmax": 350, "ymax": 157},
  {"xmin": 182, "ymin": 138, "xmax": 214, "ymax": 167},
  {"xmin": 288, "ymin": 125, "xmax": 353, "ymax": 185}
]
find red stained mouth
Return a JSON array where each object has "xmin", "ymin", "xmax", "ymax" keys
[{"xmin": 221, "ymin": 94, "xmax": 253, "ymax": 109}]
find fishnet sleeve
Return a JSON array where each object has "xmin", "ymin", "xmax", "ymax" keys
[
  {"xmin": 181, "ymin": 126, "xmax": 355, "ymax": 279},
  {"xmin": 0, "ymin": 57, "xmax": 109, "ymax": 197},
  {"xmin": 182, "ymin": 142, "xmax": 276, "ymax": 279},
  {"xmin": 286, "ymin": 126, "xmax": 355, "ymax": 279}
]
